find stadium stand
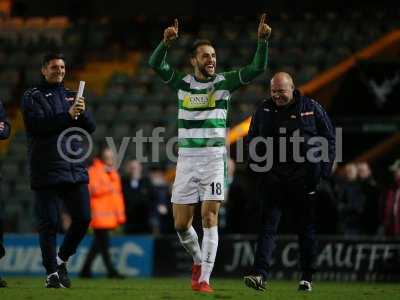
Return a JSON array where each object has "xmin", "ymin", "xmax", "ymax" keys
[{"xmin": 0, "ymin": 10, "xmax": 399, "ymax": 232}]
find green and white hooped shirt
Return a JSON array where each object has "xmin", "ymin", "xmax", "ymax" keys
[{"xmin": 149, "ymin": 39, "xmax": 269, "ymax": 156}]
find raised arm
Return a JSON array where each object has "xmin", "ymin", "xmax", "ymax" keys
[
  {"xmin": 149, "ymin": 19, "xmax": 182, "ymax": 88},
  {"xmin": 240, "ymin": 13, "xmax": 271, "ymax": 82},
  {"xmin": 223, "ymin": 13, "xmax": 271, "ymax": 91}
]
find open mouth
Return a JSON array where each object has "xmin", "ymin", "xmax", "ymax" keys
[{"xmin": 206, "ymin": 64, "xmax": 215, "ymax": 73}]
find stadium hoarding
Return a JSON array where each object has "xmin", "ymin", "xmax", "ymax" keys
[
  {"xmin": 1, "ymin": 234, "xmax": 399, "ymax": 280},
  {"xmin": 0, "ymin": 234, "xmax": 153, "ymax": 277},
  {"xmin": 154, "ymin": 235, "xmax": 400, "ymax": 282}
]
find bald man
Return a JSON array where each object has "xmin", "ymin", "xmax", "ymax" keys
[{"xmin": 244, "ymin": 72, "xmax": 335, "ymax": 292}]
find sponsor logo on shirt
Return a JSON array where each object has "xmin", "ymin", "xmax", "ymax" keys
[{"xmin": 183, "ymin": 94, "xmax": 216, "ymax": 109}]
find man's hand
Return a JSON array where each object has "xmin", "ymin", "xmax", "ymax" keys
[
  {"xmin": 163, "ymin": 18, "xmax": 179, "ymax": 45},
  {"xmin": 258, "ymin": 13, "xmax": 272, "ymax": 40},
  {"xmin": 0, "ymin": 122, "xmax": 4, "ymax": 131},
  {"xmin": 68, "ymin": 97, "xmax": 86, "ymax": 119}
]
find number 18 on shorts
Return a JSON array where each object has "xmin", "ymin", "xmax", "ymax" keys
[{"xmin": 171, "ymin": 155, "xmax": 226, "ymax": 204}]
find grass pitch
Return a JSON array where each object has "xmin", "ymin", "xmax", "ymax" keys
[{"xmin": 0, "ymin": 277, "xmax": 398, "ymax": 300}]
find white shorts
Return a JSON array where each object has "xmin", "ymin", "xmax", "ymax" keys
[{"xmin": 171, "ymin": 154, "xmax": 226, "ymax": 204}]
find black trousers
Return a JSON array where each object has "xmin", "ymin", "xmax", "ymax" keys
[
  {"xmin": 80, "ymin": 229, "xmax": 118, "ymax": 275},
  {"xmin": 254, "ymin": 173, "xmax": 318, "ymax": 281},
  {"xmin": 34, "ymin": 183, "xmax": 91, "ymax": 274}
]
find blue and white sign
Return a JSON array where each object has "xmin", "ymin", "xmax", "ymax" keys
[{"xmin": 0, "ymin": 234, "xmax": 154, "ymax": 277}]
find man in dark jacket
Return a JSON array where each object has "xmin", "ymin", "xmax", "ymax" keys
[
  {"xmin": 0, "ymin": 100, "xmax": 11, "ymax": 288},
  {"xmin": 244, "ymin": 72, "xmax": 335, "ymax": 292},
  {"xmin": 357, "ymin": 162, "xmax": 380, "ymax": 235},
  {"xmin": 122, "ymin": 160, "xmax": 155, "ymax": 234},
  {"xmin": 21, "ymin": 53, "xmax": 96, "ymax": 288}
]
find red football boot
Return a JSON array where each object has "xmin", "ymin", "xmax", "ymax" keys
[
  {"xmin": 197, "ymin": 281, "xmax": 214, "ymax": 293},
  {"xmin": 191, "ymin": 264, "xmax": 201, "ymax": 291}
]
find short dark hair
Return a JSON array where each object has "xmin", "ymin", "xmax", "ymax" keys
[
  {"xmin": 97, "ymin": 142, "xmax": 111, "ymax": 156},
  {"xmin": 190, "ymin": 39, "xmax": 214, "ymax": 57},
  {"xmin": 42, "ymin": 52, "xmax": 65, "ymax": 68}
]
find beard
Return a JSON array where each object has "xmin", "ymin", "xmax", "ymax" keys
[{"xmin": 198, "ymin": 64, "xmax": 215, "ymax": 78}]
